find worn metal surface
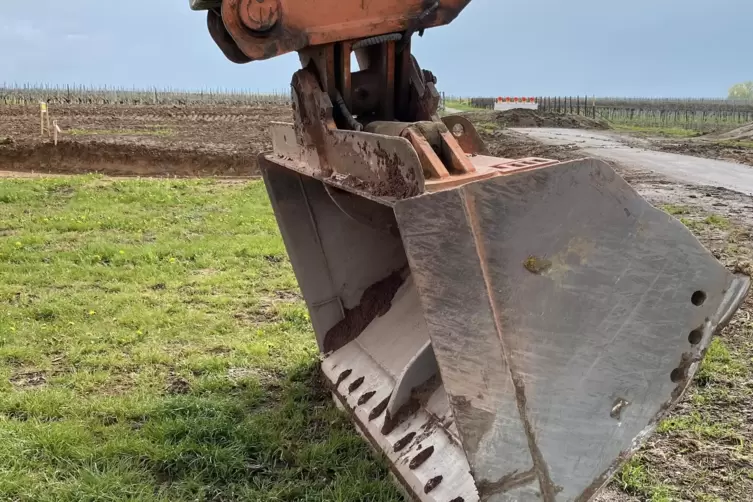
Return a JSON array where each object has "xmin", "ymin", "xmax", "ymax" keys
[
  {"xmin": 403, "ymin": 128, "xmax": 451, "ymax": 179},
  {"xmin": 260, "ymin": 159, "xmax": 408, "ymax": 350},
  {"xmin": 238, "ymin": 0, "xmax": 280, "ymax": 33},
  {"xmin": 385, "ymin": 339, "xmax": 439, "ymax": 419},
  {"xmin": 364, "ymin": 121, "xmax": 476, "ymax": 181},
  {"xmin": 321, "ymin": 278, "xmax": 479, "ymax": 502},
  {"xmin": 217, "ymin": 0, "xmax": 472, "ymax": 62},
  {"xmin": 408, "ymin": 54, "xmax": 441, "ymax": 121},
  {"xmin": 441, "ymin": 115, "xmax": 487, "ymax": 155},
  {"xmin": 394, "ymin": 158, "xmax": 749, "ymax": 501},
  {"xmin": 269, "ymin": 121, "xmax": 425, "ymax": 199},
  {"xmin": 323, "ymin": 184, "xmax": 399, "ymax": 236}
]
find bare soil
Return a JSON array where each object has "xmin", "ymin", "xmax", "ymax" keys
[
  {"xmin": 462, "ymin": 108, "xmax": 611, "ymax": 130},
  {"xmin": 478, "ymin": 128, "xmax": 584, "ymax": 162},
  {"xmin": 716, "ymin": 122, "xmax": 753, "ymax": 141},
  {"xmin": 619, "ymin": 121, "xmax": 753, "ymax": 168},
  {"xmin": 656, "ymin": 139, "xmax": 753, "ymax": 167},
  {"xmin": 0, "ymin": 104, "xmax": 292, "ymax": 176}
]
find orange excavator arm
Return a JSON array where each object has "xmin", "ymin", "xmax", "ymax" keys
[{"xmin": 193, "ymin": 0, "xmax": 471, "ymax": 63}]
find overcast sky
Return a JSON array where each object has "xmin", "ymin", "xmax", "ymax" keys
[{"xmin": 1, "ymin": 0, "xmax": 750, "ymax": 97}]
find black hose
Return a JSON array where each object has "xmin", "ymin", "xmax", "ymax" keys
[
  {"xmin": 398, "ymin": 1, "xmax": 440, "ymax": 52},
  {"xmin": 335, "ymin": 92, "xmax": 363, "ymax": 131},
  {"xmin": 352, "ymin": 33, "xmax": 403, "ymax": 51}
]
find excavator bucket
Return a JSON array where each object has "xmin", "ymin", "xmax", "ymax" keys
[
  {"xmin": 188, "ymin": 1, "xmax": 749, "ymax": 499},
  {"xmin": 261, "ymin": 156, "xmax": 749, "ymax": 502}
]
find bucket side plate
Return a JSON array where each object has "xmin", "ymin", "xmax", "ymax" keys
[{"xmin": 394, "ymin": 158, "xmax": 750, "ymax": 501}]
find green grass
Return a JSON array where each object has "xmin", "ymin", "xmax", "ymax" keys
[
  {"xmin": 717, "ymin": 140, "xmax": 753, "ymax": 149},
  {"xmin": 617, "ymin": 456, "xmax": 675, "ymax": 501},
  {"xmin": 0, "ymin": 177, "xmax": 402, "ymax": 502},
  {"xmin": 444, "ymin": 100, "xmax": 484, "ymax": 112},
  {"xmin": 474, "ymin": 121, "xmax": 498, "ymax": 134},
  {"xmin": 657, "ymin": 412, "xmax": 744, "ymax": 444},
  {"xmin": 676, "ymin": 213, "xmax": 731, "ymax": 232},
  {"xmin": 703, "ymin": 214, "xmax": 731, "ymax": 229},
  {"xmin": 696, "ymin": 338, "xmax": 748, "ymax": 385},
  {"xmin": 612, "ymin": 124, "xmax": 703, "ymax": 137},
  {"xmin": 661, "ymin": 204, "xmax": 691, "ymax": 216}
]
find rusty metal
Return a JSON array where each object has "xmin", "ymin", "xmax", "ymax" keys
[
  {"xmin": 439, "ymin": 130, "xmax": 475, "ymax": 174},
  {"xmin": 364, "ymin": 121, "xmax": 474, "ymax": 180},
  {"xmin": 403, "ymin": 128, "xmax": 451, "ymax": 179},
  {"xmin": 219, "ymin": 0, "xmax": 472, "ymax": 62},
  {"xmin": 206, "ymin": 10, "xmax": 251, "ymax": 64},
  {"xmin": 337, "ymin": 41, "xmax": 354, "ymax": 110},
  {"xmin": 408, "ymin": 54, "xmax": 441, "ymax": 121},
  {"xmin": 238, "ymin": 0, "xmax": 280, "ymax": 33},
  {"xmin": 379, "ymin": 41, "xmax": 397, "ymax": 120},
  {"xmin": 268, "ymin": 121, "xmax": 425, "ymax": 199},
  {"xmin": 441, "ymin": 115, "xmax": 487, "ymax": 155}
]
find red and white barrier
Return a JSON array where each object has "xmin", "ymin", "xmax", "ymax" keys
[{"xmin": 494, "ymin": 97, "xmax": 539, "ymax": 111}]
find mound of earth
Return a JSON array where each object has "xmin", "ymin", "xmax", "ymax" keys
[
  {"xmin": 714, "ymin": 122, "xmax": 753, "ymax": 141},
  {"xmin": 479, "ymin": 129, "xmax": 583, "ymax": 162},
  {"xmin": 462, "ymin": 108, "xmax": 611, "ymax": 130}
]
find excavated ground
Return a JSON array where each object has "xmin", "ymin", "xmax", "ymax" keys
[
  {"xmin": 462, "ymin": 108, "xmax": 611, "ymax": 130},
  {"xmin": 656, "ymin": 139, "xmax": 753, "ymax": 167},
  {"xmin": 0, "ymin": 104, "xmax": 292, "ymax": 176}
]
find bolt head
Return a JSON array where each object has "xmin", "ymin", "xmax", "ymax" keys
[{"xmin": 239, "ymin": 0, "xmax": 280, "ymax": 33}]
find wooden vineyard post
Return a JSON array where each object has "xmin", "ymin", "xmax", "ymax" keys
[
  {"xmin": 53, "ymin": 120, "xmax": 62, "ymax": 146},
  {"xmin": 40, "ymin": 102, "xmax": 51, "ymax": 137}
]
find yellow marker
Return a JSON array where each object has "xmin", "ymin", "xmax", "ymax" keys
[{"xmin": 40, "ymin": 103, "xmax": 47, "ymax": 112}]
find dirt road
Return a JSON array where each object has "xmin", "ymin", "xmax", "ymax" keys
[{"xmin": 515, "ymin": 128, "xmax": 753, "ymax": 196}]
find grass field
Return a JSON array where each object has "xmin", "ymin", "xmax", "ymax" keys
[
  {"xmin": 0, "ymin": 177, "xmax": 401, "ymax": 501},
  {"xmin": 443, "ymin": 100, "xmax": 481, "ymax": 112},
  {"xmin": 0, "ymin": 175, "xmax": 751, "ymax": 502}
]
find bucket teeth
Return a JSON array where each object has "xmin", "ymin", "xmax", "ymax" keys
[{"xmin": 262, "ymin": 155, "xmax": 750, "ymax": 502}]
